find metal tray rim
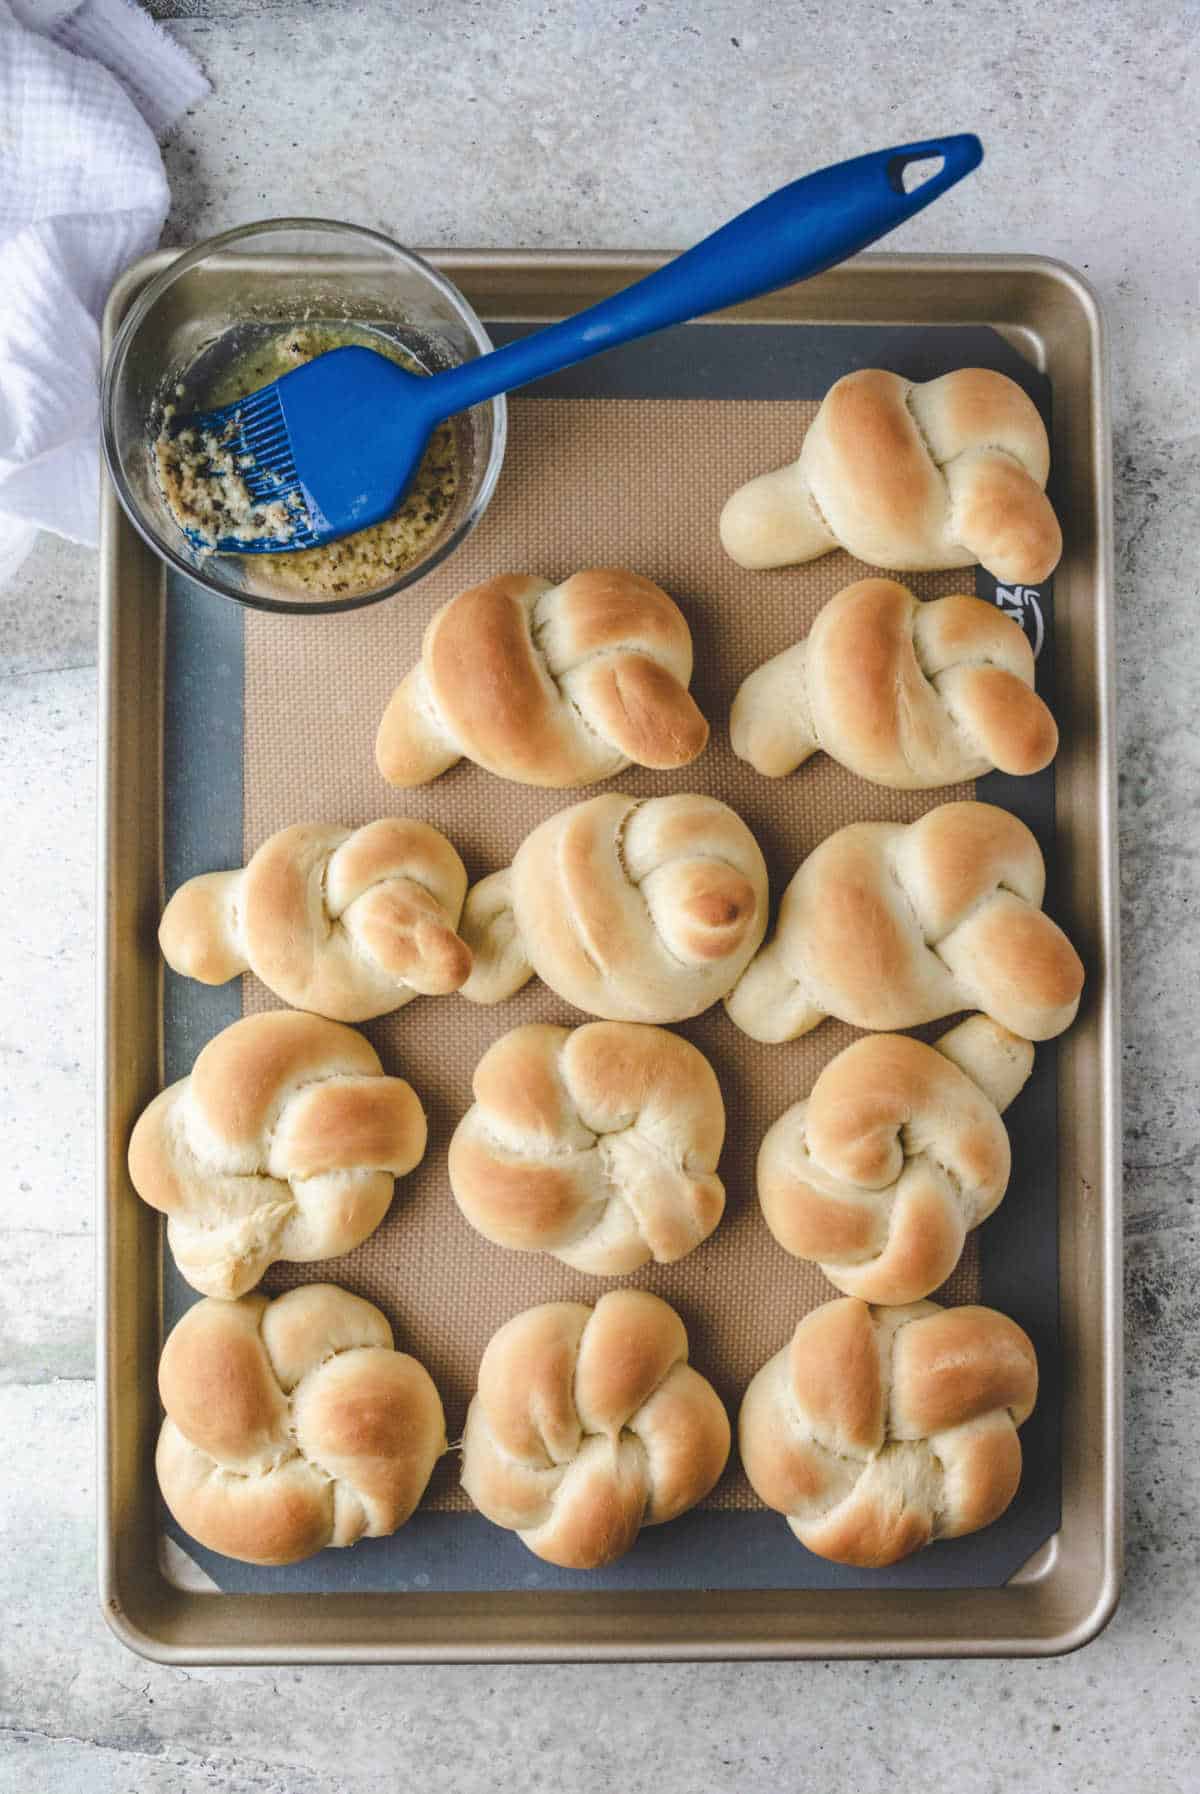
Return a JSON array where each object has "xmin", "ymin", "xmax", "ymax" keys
[{"xmin": 97, "ymin": 247, "xmax": 1121, "ymax": 1663}]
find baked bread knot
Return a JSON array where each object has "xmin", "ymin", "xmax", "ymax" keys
[
  {"xmin": 449, "ymin": 1021, "xmax": 726, "ymax": 1274},
  {"xmin": 375, "ymin": 569, "xmax": 709, "ymax": 789},
  {"xmin": 731, "ymin": 577, "xmax": 1057, "ymax": 788},
  {"xmin": 758, "ymin": 1018, "xmax": 1034, "ymax": 1304},
  {"xmin": 726, "ymin": 800, "xmax": 1084, "ymax": 1044},
  {"xmin": 157, "ymin": 1285, "xmax": 445, "ymax": 1565},
  {"xmin": 739, "ymin": 1297, "xmax": 1038, "ymax": 1566},
  {"xmin": 128, "ymin": 1011, "xmax": 427, "ymax": 1298},
  {"xmin": 720, "ymin": 368, "xmax": 1061, "ymax": 584},
  {"xmin": 461, "ymin": 1290, "xmax": 730, "ymax": 1568},
  {"xmin": 460, "ymin": 791, "xmax": 769, "ymax": 1023},
  {"xmin": 159, "ymin": 819, "xmax": 472, "ymax": 1022}
]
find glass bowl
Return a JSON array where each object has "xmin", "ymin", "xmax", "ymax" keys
[{"xmin": 101, "ymin": 219, "xmax": 506, "ymax": 614}]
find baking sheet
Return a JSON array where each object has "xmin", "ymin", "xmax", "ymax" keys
[{"xmin": 158, "ymin": 319, "xmax": 1062, "ymax": 1594}]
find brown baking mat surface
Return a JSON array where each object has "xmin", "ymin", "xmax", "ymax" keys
[{"xmin": 242, "ymin": 393, "xmax": 980, "ymax": 1513}]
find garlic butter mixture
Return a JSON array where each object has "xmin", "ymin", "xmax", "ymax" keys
[
  {"xmin": 154, "ymin": 415, "xmax": 297, "ymax": 550},
  {"xmin": 156, "ymin": 323, "xmax": 461, "ymax": 597}
]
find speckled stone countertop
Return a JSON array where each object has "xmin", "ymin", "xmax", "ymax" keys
[{"xmin": 2, "ymin": 2, "xmax": 1197, "ymax": 1789}]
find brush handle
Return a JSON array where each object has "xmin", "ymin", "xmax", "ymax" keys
[{"xmin": 424, "ymin": 135, "xmax": 982, "ymax": 418}]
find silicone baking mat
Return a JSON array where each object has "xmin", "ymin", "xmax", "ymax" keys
[{"xmin": 160, "ymin": 320, "xmax": 1061, "ymax": 1593}]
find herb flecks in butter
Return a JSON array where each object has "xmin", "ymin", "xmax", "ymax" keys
[
  {"xmin": 154, "ymin": 415, "xmax": 297, "ymax": 551},
  {"xmin": 201, "ymin": 324, "xmax": 461, "ymax": 597}
]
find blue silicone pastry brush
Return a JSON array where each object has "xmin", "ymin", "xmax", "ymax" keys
[{"xmin": 166, "ymin": 135, "xmax": 982, "ymax": 554}]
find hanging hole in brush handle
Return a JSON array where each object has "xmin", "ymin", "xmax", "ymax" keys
[
  {"xmin": 895, "ymin": 155, "xmax": 947, "ymax": 194},
  {"xmin": 886, "ymin": 135, "xmax": 982, "ymax": 199},
  {"xmin": 424, "ymin": 134, "xmax": 984, "ymax": 417}
]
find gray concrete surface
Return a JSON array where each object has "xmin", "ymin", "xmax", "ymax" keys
[{"xmin": 1, "ymin": 1, "xmax": 1197, "ymax": 1788}]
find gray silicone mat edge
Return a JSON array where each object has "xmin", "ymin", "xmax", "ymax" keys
[{"xmin": 160, "ymin": 319, "xmax": 1060, "ymax": 1595}]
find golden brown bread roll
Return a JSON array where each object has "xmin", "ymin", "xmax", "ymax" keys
[
  {"xmin": 449, "ymin": 1021, "xmax": 725, "ymax": 1274},
  {"xmin": 128, "ymin": 1011, "xmax": 427, "ymax": 1298},
  {"xmin": 725, "ymin": 800, "xmax": 1084, "ymax": 1044},
  {"xmin": 461, "ymin": 1290, "xmax": 730, "ymax": 1568},
  {"xmin": 720, "ymin": 368, "xmax": 1061, "ymax": 584},
  {"xmin": 159, "ymin": 819, "xmax": 472, "ymax": 1023},
  {"xmin": 459, "ymin": 791, "xmax": 769, "ymax": 1022},
  {"xmin": 375, "ymin": 569, "xmax": 709, "ymax": 788},
  {"xmin": 157, "ymin": 1285, "xmax": 445, "ymax": 1566},
  {"xmin": 739, "ymin": 1297, "xmax": 1038, "ymax": 1566},
  {"xmin": 758, "ymin": 1017, "xmax": 1034, "ymax": 1305},
  {"xmin": 730, "ymin": 578, "xmax": 1057, "ymax": 788}
]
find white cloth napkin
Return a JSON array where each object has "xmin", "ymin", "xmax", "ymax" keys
[{"xmin": 0, "ymin": 0, "xmax": 209, "ymax": 583}]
